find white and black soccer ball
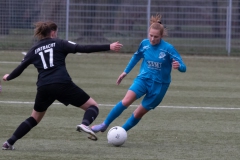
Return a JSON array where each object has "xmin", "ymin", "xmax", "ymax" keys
[{"xmin": 107, "ymin": 126, "xmax": 127, "ymax": 147}]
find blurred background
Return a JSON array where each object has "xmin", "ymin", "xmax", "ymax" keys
[{"xmin": 0, "ymin": 0, "xmax": 239, "ymax": 56}]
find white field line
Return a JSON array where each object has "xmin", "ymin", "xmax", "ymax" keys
[
  {"xmin": 0, "ymin": 100, "xmax": 239, "ymax": 110},
  {"xmin": 0, "ymin": 61, "xmax": 20, "ymax": 64},
  {"xmin": 0, "ymin": 55, "xmax": 239, "ymax": 110}
]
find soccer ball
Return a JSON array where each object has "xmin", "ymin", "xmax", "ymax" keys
[{"xmin": 107, "ymin": 126, "xmax": 127, "ymax": 147}]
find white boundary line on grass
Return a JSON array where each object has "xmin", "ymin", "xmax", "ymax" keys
[
  {"xmin": 0, "ymin": 100, "xmax": 239, "ymax": 110},
  {"xmin": 0, "ymin": 61, "xmax": 20, "ymax": 64},
  {"xmin": 0, "ymin": 56, "xmax": 239, "ymax": 110}
]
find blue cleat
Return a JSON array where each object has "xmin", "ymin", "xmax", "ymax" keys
[{"xmin": 91, "ymin": 123, "xmax": 109, "ymax": 133}]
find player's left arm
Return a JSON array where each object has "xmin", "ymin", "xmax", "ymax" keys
[
  {"xmin": 169, "ymin": 46, "xmax": 186, "ymax": 72},
  {"xmin": 62, "ymin": 40, "xmax": 122, "ymax": 53}
]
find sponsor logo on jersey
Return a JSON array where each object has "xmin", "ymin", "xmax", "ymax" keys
[{"xmin": 147, "ymin": 61, "xmax": 162, "ymax": 70}]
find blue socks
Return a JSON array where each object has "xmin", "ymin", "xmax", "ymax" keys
[
  {"xmin": 104, "ymin": 101, "xmax": 127, "ymax": 126},
  {"xmin": 103, "ymin": 101, "xmax": 141, "ymax": 131},
  {"xmin": 122, "ymin": 114, "xmax": 141, "ymax": 131}
]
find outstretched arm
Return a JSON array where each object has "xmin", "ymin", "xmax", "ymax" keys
[
  {"xmin": 3, "ymin": 56, "xmax": 31, "ymax": 81},
  {"xmin": 75, "ymin": 41, "xmax": 123, "ymax": 53},
  {"xmin": 110, "ymin": 41, "xmax": 123, "ymax": 52},
  {"xmin": 2, "ymin": 74, "xmax": 9, "ymax": 81}
]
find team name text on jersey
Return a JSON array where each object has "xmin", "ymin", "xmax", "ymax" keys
[{"xmin": 35, "ymin": 43, "xmax": 56, "ymax": 54}]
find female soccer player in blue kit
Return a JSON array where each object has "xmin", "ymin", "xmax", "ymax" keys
[{"xmin": 91, "ymin": 14, "xmax": 187, "ymax": 133}]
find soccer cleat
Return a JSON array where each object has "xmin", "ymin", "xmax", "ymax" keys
[
  {"xmin": 91, "ymin": 123, "xmax": 108, "ymax": 133},
  {"xmin": 2, "ymin": 141, "xmax": 15, "ymax": 150},
  {"xmin": 76, "ymin": 124, "xmax": 98, "ymax": 141}
]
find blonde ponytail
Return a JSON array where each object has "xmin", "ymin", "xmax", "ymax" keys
[{"xmin": 149, "ymin": 14, "xmax": 168, "ymax": 37}]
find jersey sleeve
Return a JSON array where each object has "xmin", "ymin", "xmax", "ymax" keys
[
  {"xmin": 124, "ymin": 42, "xmax": 144, "ymax": 74},
  {"xmin": 169, "ymin": 46, "xmax": 187, "ymax": 72},
  {"xmin": 61, "ymin": 40, "xmax": 110, "ymax": 53},
  {"xmin": 7, "ymin": 54, "xmax": 32, "ymax": 81},
  {"xmin": 75, "ymin": 44, "xmax": 110, "ymax": 53}
]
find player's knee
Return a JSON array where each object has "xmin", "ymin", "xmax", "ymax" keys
[
  {"xmin": 122, "ymin": 92, "xmax": 136, "ymax": 107},
  {"xmin": 122, "ymin": 99, "xmax": 134, "ymax": 107},
  {"xmin": 87, "ymin": 98, "xmax": 98, "ymax": 107}
]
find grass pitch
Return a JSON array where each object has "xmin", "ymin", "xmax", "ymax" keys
[{"xmin": 0, "ymin": 51, "xmax": 240, "ymax": 160}]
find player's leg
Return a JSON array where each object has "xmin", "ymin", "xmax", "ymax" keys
[
  {"xmin": 2, "ymin": 110, "xmax": 46, "ymax": 150},
  {"xmin": 79, "ymin": 97, "xmax": 99, "ymax": 126},
  {"xmin": 91, "ymin": 90, "xmax": 137, "ymax": 133},
  {"xmin": 58, "ymin": 82, "xmax": 99, "ymax": 127},
  {"xmin": 60, "ymin": 82, "xmax": 99, "ymax": 141},
  {"xmin": 122, "ymin": 104, "xmax": 148, "ymax": 131},
  {"xmin": 105, "ymin": 90, "xmax": 137, "ymax": 125},
  {"xmin": 2, "ymin": 85, "xmax": 54, "ymax": 150},
  {"xmin": 106, "ymin": 90, "xmax": 137, "ymax": 124},
  {"xmin": 91, "ymin": 78, "xmax": 146, "ymax": 133},
  {"xmin": 76, "ymin": 97, "xmax": 99, "ymax": 141},
  {"xmin": 122, "ymin": 82, "xmax": 170, "ymax": 131}
]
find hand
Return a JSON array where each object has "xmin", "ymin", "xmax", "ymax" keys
[
  {"xmin": 172, "ymin": 59, "xmax": 180, "ymax": 69},
  {"xmin": 110, "ymin": 41, "xmax": 123, "ymax": 52},
  {"xmin": 116, "ymin": 72, "xmax": 127, "ymax": 85},
  {"xmin": 3, "ymin": 74, "xmax": 9, "ymax": 81}
]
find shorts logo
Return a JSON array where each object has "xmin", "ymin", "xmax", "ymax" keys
[{"xmin": 159, "ymin": 52, "xmax": 166, "ymax": 59}]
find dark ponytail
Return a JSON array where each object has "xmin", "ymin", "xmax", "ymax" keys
[{"xmin": 34, "ymin": 21, "xmax": 57, "ymax": 40}]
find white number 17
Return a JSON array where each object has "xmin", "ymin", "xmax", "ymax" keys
[{"xmin": 38, "ymin": 48, "xmax": 54, "ymax": 69}]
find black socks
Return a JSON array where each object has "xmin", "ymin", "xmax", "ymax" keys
[
  {"xmin": 82, "ymin": 105, "xmax": 99, "ymax": 126},
  {"xmin": 7, "ymin": 117, "xmax": 38, "ymax": 145},
  {"xmin": 6, "ymin": 106, "xmax": 99, "ymax": 145}
]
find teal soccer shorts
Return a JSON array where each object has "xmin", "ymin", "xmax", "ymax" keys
[{"xmin": 129, "ymin": 77, "xmax": 169, "ymax": 110}]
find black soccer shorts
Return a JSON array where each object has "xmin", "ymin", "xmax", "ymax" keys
[{"xmin": 34, "ymin": 82, "xmax": 90, "ymax": 112}]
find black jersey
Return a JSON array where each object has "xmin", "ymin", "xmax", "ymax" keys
[{"xmin": 7, "ymin": 38, "xmax": 110, "ymax": 87}]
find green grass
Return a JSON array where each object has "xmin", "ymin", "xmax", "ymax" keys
[{"xmin": 0, "ymin": 51, "xmax": 240, "ymax": 160}]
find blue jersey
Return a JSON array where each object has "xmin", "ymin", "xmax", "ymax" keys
[{"xmin": 124, "ymin": 39, "xmax": 186, "ymax": 83}]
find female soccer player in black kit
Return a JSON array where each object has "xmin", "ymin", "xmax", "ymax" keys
[{"xmin": 2, "ymin": 21, "xmax": 123, "ymax": 150}]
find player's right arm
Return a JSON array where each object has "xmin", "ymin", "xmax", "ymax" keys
[
  {"xmin": 116, "ymin": 72, "xmax": 127, "ymax": 85},
  {"xmin": 116, "ymin": 53, "xmax": 142, "ymax": 85},
  {"xmin": 123, "ymin": 41, "xmax": 144, "ymax": 74},
  {"xmin": 116, "ymin": 41, "xmax": 144, "ymax": 85},
  {"xmin": 3, "ymin": 54, "xmax": 31, "ymax": 81}
]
